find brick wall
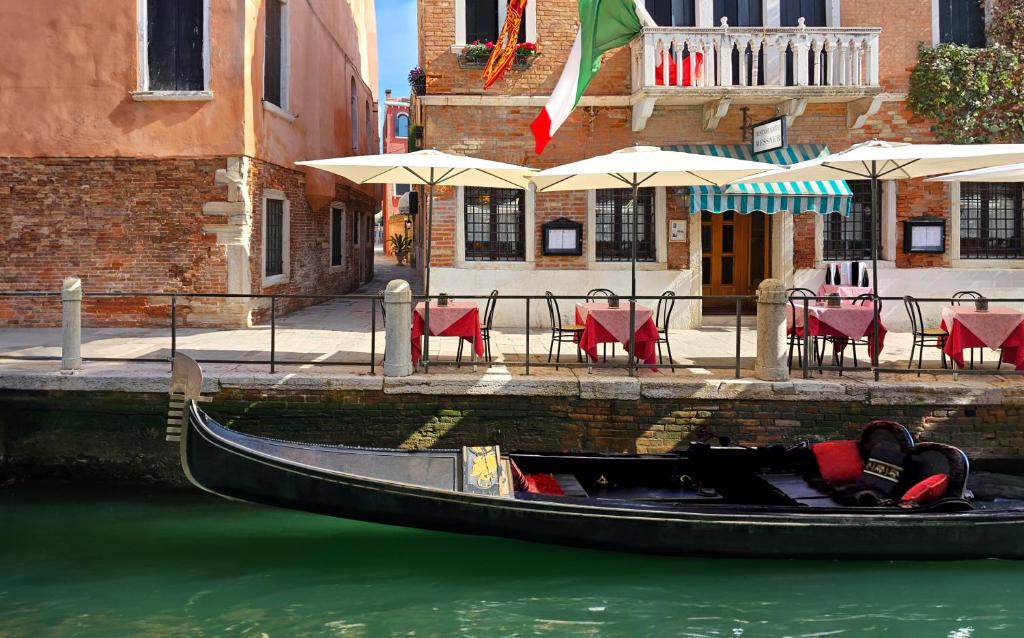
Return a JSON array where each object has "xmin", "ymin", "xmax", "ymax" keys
[{"xmin": 2, "ymin": 387, "xmax": 1020, "ymax": 485}]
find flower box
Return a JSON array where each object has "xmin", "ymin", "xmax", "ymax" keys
[{"xmin": 457, "ymin": 42, "xmax": 538, "ymax": 71}]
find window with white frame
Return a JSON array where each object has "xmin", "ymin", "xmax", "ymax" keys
[
  {"xmin": 395, "ymin": 114, "xmax": 409, "ymax": 138},
  {"xmin": 330, "ymin": 206, "xmax": 344, "ymax": 267},
  {"xmin": 264, "ymin": 0, "xmax": 288, "ymax": 108},
  {"xmin": 823, "ymin": 181, "xmax": 878, "ymax": 261},
  {"xmin": 141, "ymin": 0, "xmax": 208, "ymax": 91},
  {"xmin": 350, "ymin": 77, "xmax": 358, "ymax": 150},
  {"xmin": 595, "ymin": 188, "xmax": 656, "ymax": 262},
  {"xmin": 262, "ymin": 192, "xmax": 289, "ymax": 285},
  {"xmin": 959, "ymin": 182, "xmax": 1023, "ymax": 259},
  {"xmin": 464, "ymin": 187, "xmax": 525, "ymax": 261},
  {"xmin": 456, "ymin": 0, "xmax": 535, "ymax": 45}
]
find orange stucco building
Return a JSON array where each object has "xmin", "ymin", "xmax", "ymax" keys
[{"xmin": 0, "ymin": 0, "xmax": 381, "ymax": 326}]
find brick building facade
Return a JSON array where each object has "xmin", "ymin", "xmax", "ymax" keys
[
  {"xmin": 380, "ymin": 90, "xmax": 413, "ymax": 257},
  {"xmin": 411, "ymin": 0, "xmax": 1022, "ymax": 330},
  {"xmin": 0, "ymin": 0, "xmax": 381, "ymax": 327}
]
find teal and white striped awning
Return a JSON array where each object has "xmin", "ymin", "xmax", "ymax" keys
[{"xmin": 666, "ymin": 144, "xmax": 852, "ymax": 216}]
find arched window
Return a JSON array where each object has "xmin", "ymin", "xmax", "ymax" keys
[
  {"xmin": 350, "ymin": 77, "xmax": 358, "ymax": 150},
  {"xmin": 395, "ymin": 114, "xmax": 409, "ymax": 138}
]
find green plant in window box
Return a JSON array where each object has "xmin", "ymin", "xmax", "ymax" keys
[
  {"xmin": 407, "ymin": 124, "xmax": 423, "ymax": 152},
  {"xmin": 458, "ymin": 41, "xmax": 539, "ymax": 70}
]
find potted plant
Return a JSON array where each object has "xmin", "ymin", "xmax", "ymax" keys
[
  {"xmin": 408, "ymin": 66, "xmax": 426, "ymax": 96},
  {"xmin": 389, "ymin": 234, "xmax": 412, "ymax": 265},
  {"xmin": 458, "ymin": 41, "xmax": 539, "ymax": 69}
]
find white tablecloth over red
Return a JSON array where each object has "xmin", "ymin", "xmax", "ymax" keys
[
  {"xmin": 940, "ymin": 305, "xmax": 1024, "ymax": 370},
  {"xmin": 575, "ymin": 301, "xmax": 659, "ymax": 365},
  {"xmin": 787, "ymin": 303, "xmax": 886, "ymax": 358},
  {"xmin": 411, "ymin": 302, "xmax": 484, "ymax": 364}
]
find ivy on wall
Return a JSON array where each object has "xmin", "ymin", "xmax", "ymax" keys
[{"xmin": 908, "ymin": 0, "xmax": 1024, "ymax": 143}]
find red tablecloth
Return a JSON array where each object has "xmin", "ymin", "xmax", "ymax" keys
[
  {"xmin": 411, "ymin": 302, "xmax": 484, "ymax": 364},
  {"xmin": 940, "ymin": 306, "xmax": 1024, "ymax": 370},
  {"xmin": 788, "ymin": 304, "xmax": 886, "ymax": 359},
  {"xmin": 575, "ymin": 302, "xmax": 660, "ymax": 365}
]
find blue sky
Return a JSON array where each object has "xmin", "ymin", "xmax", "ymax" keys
[{"xmin": 376, "ymin": 0, "xmax": 418, "ymax": 100}]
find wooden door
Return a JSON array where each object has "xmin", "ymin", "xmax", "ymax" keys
[{"xmin": 701, "ymin": 211, "xmax": 771, "ymax": 311}]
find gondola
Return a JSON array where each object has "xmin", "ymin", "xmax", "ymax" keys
[{"xmin": 168, "ymin": 354, "xmax": 1024, "ymax": 559}]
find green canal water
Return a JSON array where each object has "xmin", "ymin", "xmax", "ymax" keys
[{"xmin": 2, "ymin": 489, "xmax": 1022, "ymax": 637}]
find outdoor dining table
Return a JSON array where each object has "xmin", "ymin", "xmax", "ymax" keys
[
  {"xmin": 817, "ymin": 284, "xmax": 872, "ymax": 301},
  {"xmin": 940, "ymin": 305, "xmax": 1024, "ymax": 371},
  {"xmin": 575, "ymin": 301, "xmax": 660, "ymax": 366},
  {"xmin": 411, "ymin": 301, "xmax": 484, "ymax": 364},
  {"xmin": 787, "ymin": 301, "xmax": 887, "ymax": 361}
]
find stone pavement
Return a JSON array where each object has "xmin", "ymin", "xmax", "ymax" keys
[{"xmin": 0, "ymin": 252, "xmax": 1018, "ymax": 383}]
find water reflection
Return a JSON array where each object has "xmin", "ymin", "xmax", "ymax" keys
[{"xmin": 1, "ymin": 489, "xmax": 1022, "ymax": 637}]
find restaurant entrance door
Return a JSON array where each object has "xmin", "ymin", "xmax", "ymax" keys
[{"xmin": 701, "ymin": 210, "xmax": 770, "ymax": 313}]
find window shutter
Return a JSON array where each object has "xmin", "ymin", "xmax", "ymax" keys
[
  {"xmin": 264, "ymin": 0, "xmax": 282, "ymax": 105},
  {"xmin": 940, "ymin": 0, "xmax": 985, "ymax": 47},
  {"xmin": 331, "ymin": 208, "xmax": 343, "ymax": 266},
  {"xmin": 465, "ymin": 0, "xmax": 498, "ymax": 43},
  {"xmin": 147, "ymin": 0, "xmax": 203, "ymax": 91},
  {"xmin": 781, "ymin": 0, "xmax": 825, "ymax": 26},
  {"xmin": 265, "ymin": 199, "xmax": 284, "ymax": 276}
]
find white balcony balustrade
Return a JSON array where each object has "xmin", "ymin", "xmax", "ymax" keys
[{"xmin": 628, "ymin": 19, "xmax": 884, "ymax": 132}]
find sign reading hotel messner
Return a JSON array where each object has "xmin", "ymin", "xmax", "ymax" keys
[{"xmin": 752, "ymin": 117, "xmax": 787, "ymax": 155}]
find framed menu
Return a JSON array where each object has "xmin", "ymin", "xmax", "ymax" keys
[{"xmin": 542, "ymin": 217, "xmax": 583, "ymax": 255}]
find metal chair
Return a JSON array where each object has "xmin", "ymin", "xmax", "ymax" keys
[
  {"xmin": 545, "ymin": 291, "xmax": 584, "ymax": 369},
  {"xmin": 839, "ymin": 293, "xmax": 881, "ymax": 369},
  {"xmin": 786, "ymin": 288, "xmax": 821, "ymax": 369},
  {"xmin": 586, "ymin": 288, "xmax": 616, "ymax": 360},
  {"xmin": 904, "ymin": 296, "xmax": 948, "ymax": 376},
  {"xmin": 952, "ymin": 291, "xmax": 984, "ymax": 368},
  {"xmin": 654, "ymin": 291, "xmax": 677, "ymax": 372},
  {"xmin": 457, "ymin": 290, "xmax": 498, "ymax": 364}
]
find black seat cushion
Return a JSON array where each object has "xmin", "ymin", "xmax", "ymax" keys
[{"xmin": 901, "ymin": 442, "xmax": 970, "ymax": 499}]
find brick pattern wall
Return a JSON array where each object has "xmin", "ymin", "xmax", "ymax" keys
[
  {"xmin": 2, "ymin": 388, "xmax": 1020, "ymax": 485},
  {"xmin": 0, "ymin": 157, "xmax": 228, "ymax": 327},
  {"xmin": 247, "ymin": 159, "xmax": 376, "ymax": 320}
]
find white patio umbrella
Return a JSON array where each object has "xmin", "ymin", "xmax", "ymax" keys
[
  {"xmin": 926, "ymin": 163, "xmax": 1024, "ymax": 183},
  {"xmin": 298, "ymin": 149, "xmax": 535, "ymax": 365},
  {"xmin": 736, "ymin": 140, "xmax": 1024, "ymax": 372},
  {"xmin": 532, "ymin": 145, "xmax": 777, "ymax": 301}
]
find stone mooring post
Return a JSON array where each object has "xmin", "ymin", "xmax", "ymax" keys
[
  {"xmin": 383, "ymin": 278, "xmax": 413, "ymax": 377},
  {"xmin": 61, "ymin": 276, "xmax": 82, "ymax": 372},
  {"xmin": 754, "ymin": 278, "xmax": 789, "ymax": 382}
]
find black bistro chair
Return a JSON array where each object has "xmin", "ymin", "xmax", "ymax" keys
[
  {"xmin": 457, "ymin": 290, "xmax": 498, "ymax": 364},
  {"xmin": 952, "ymin": 290, "xmax": 985, "ymax": 368},
  {"xmin": 545, "ymin": 291, "xmax": 584, "ymax": 368},
  {"xmin": 654, "ymin": 291, "xmax": 677, "ymax": 371},
  {"xmin": 840, "ymin": 293, "xmax": 881, "ymax": 369},
  {"xmin": 903, "ymin": 295, "xmax": 948, "ymax": 375},
  {"xmin": 587, "ymin": 288, "xmax": 616, "ymax": 360},
  {"xmin": 786, "ymin": 288, "xmax": 821, "ymax": 369}
]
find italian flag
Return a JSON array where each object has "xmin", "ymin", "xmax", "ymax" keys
[{"xmin": 530, "ymin": 0, "xmax": 656, "ymax": 154}]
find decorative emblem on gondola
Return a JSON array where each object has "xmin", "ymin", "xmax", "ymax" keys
[{"xmin": 462, "ymin": 446, "xmax": 509, "ymax": 495}]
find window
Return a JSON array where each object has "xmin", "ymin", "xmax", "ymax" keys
[
  {"xmin": 938, "ymin": 0, "xmax": 985, "ymax": 47},
  {"xmin": 823, "ymin": 181, "xmax": 878, "ymax": 261},
  {"xmin": 264, "ymin": 0, "xmax": 287, "ymax": 108},
  {"xmin": 365, "ymin": 100, "xmax": 372, "ymax": 151},
  {"xmin": 144, "ymin": 0, "xmax": 205, "ymax": 91},
  {"xmin": 645, "ymin": 0, "xmax": 695, "ymax": 26},
  {"xmin": 595, "ymin": 188, "xmax": 655, "ymax": 262},
  {"xmin": 330, "ymin": 207, "xmax": 344, "ymax": 266},
  {"xmin": 350, "ymin": 77, "xmax": 358, "ymax": 150},
  {"xmin": 464, "ymin": 188, "xmax": 525, "ymax": 261},
  {"xmin": 395, "ymin": 184, "xmax": 411, "ymax": 196},
  {"xmin": 352, "ymin": 211, "xmax": 360, "ymax": 246},
  {"xmin": 464, "ymin": 0, "xmax": 526, "ymax": 44},
  {"xmin": 265, "ymin": 198, "xmax": 285, "ymax": 276},
  {"xmin": 395, "ymin": 114, "xmax": 409, "ymax": 138},
  {"xmin": 960, "ymin": 183, "xmax": 1023, "ymax": 259}
]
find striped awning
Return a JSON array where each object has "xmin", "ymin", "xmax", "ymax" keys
[{"xmin": 666, "ymin": 144, "xmax": 852, "ymax": 216}]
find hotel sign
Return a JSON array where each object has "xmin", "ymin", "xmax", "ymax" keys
[{"xmin": 751, "ymin": 116, "xmax": 786, "ymax": 155}]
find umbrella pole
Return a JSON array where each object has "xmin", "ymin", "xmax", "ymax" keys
[
  {"xmin": 870, "ymin": 164, "xmax": 880, "ymax": 381},
  {"xmin": 423, "ymin": 177, "xmax": 435, "ymax": 372},
  {"xmin": 629, "ymin": 175, "xmax": 638, "ymax": 377}
]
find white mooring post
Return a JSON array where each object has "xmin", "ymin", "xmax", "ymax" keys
[
  {"xmin": 383, "ymin": 278, "xmax": 413, "ymax": 377},
  {"xmin": 754, "ymin": 278, "xmax": 789, "ymax": 382},
  {"xmin": 61, "ymin": 276, "xmax": 82, "ymax": 372}
]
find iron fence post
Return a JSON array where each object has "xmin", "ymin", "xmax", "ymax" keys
[
  {"xmin": 628, "ymin": 298, "xmax": 636, "ymax": 377},
  {"xmin": 525, "ymin": 297, "xmax": 530, "ymax": 375},
  {"xmin": 802, "ymin": 298, "xmax": 810, "ymax": 379},
  {"xmin": 370, "ymin": 295, "xmax": 376, "ymax": 375},
  {"xmin": 735, "ymin": 297, "xmax": 741, "ymax": 379},
  {"xmin": 270, "ymin": 296, "xmax": 276, "ymax": 374},
  {"xmin": 170, "ymin": 295, "xmax": 177, "ymax": 370}
]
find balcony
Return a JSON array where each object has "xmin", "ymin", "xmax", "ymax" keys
[{"xmin": 628, "ymin": 20, "xmax": 884, "ymax": 132}]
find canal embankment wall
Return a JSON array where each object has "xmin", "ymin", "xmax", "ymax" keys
[{"xmin": 1, "ymin": 370, "xmax": 1022, "ymax": 485}]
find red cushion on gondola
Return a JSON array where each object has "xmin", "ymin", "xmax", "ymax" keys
[
  {"xmin": 524, "ymin": 473, "xmax": 564, "ymax": 496},
  {"xmin": 900, "ymin": 473, "xmax": 949, "ymax": 506},
  {"xmin": 811, "ymin": 440, "xmax": 864, "ymax": 483}
]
